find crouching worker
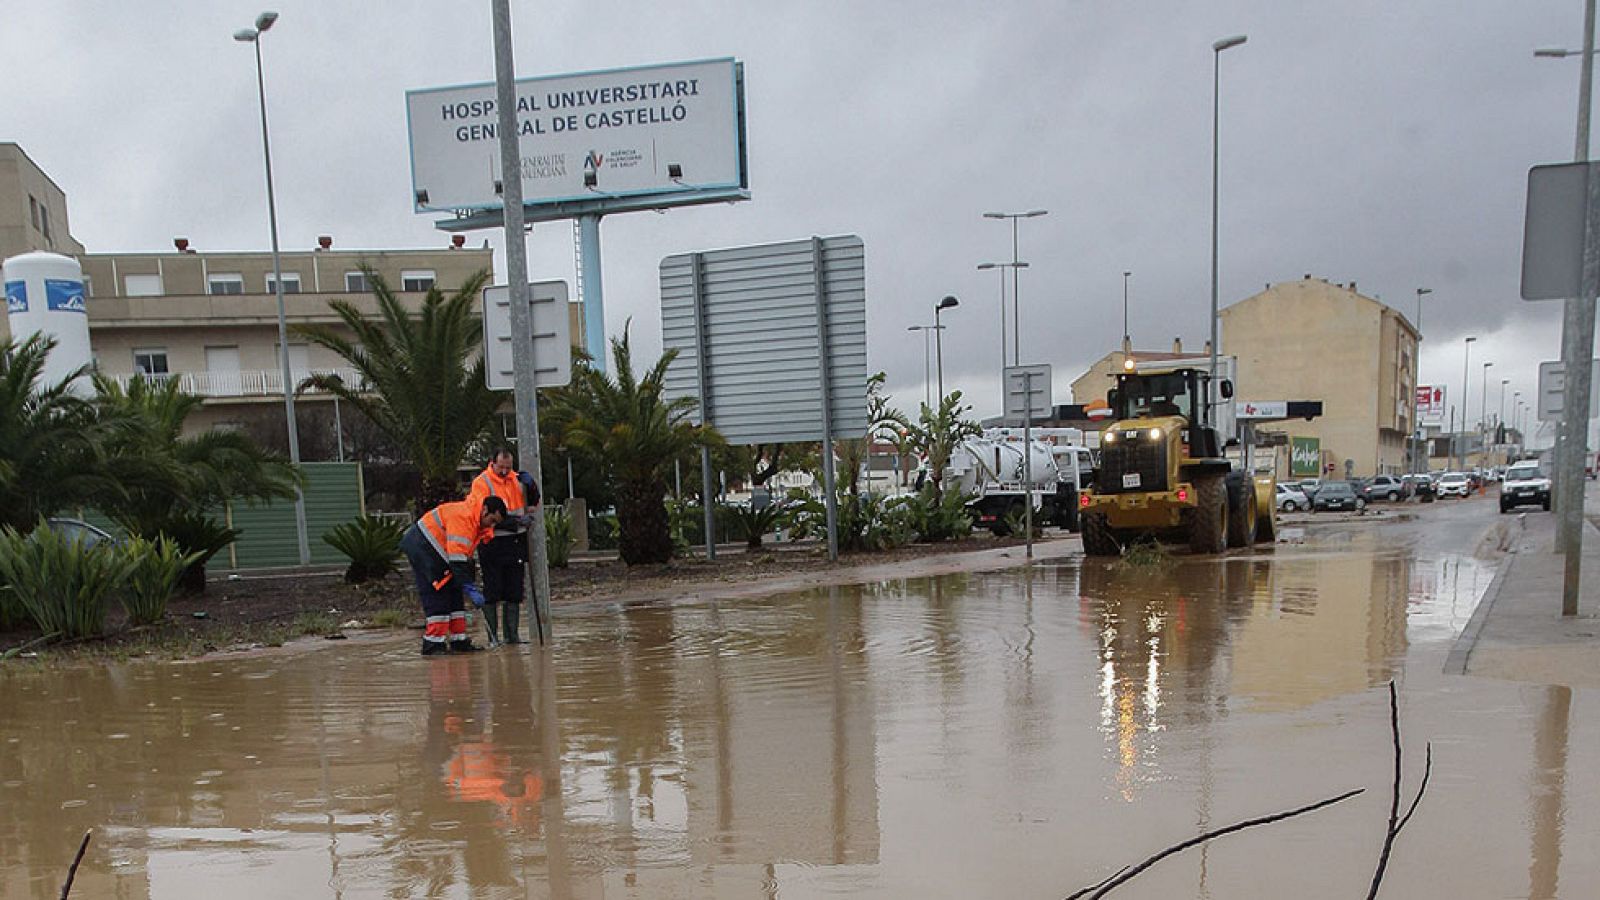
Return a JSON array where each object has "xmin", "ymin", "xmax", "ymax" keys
[
  {"xmin": 401, "ymin": 495, "xmax": 508, "ymax": 655},
  {"xmin": 467, "ymin": 448, "xmax": 542, "ymax": 645}
]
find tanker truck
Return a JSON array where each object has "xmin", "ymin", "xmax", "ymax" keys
[{"xmin": 943, "ymin": 430, "xmax": 1096, "ymax": 534}]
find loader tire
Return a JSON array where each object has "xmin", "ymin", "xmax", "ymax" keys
[
  {"xmin": 1187, "ymin": 475, "xmax": 1228, "ymax": 555},
  {"xmin": 1081, "ymin": 513, "xmax": 1121, "ymax": 557},
  {"xmin": 1225, "ymin": 474, "xmax": 1256, "ymax": 549},
  {"xmin": 1256, "ymin": 495, "xmax": 1278, "ymax": 543}
]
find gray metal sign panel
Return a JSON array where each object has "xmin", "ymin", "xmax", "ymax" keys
[
  {"xmin": 482, "ymin": 281, "xmax": 573, "ymax": 390},
  {"xmin": 1522, "ymin": 161, "xmax": 1598, "ymax": 301},
  {"xmin": 1003, "ymin": 364, "xmax": 1052, "ymax": 425},
  {"xmin": 1536, "ymin": 359, "xmax": 1600, "ymax": 421},
  {"xmin": 660, "ymin": 235, "xmax": 867, "ymax": 444}
]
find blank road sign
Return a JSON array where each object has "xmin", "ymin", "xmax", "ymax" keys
[
  {"xmin": 1536, "ymin": 359, "xmax": 1600, "ymax": 422},
  {"xmin": 1003, "ymin": 364, "xmax": 1053, "ymax": 425},
  {"xmin": 1522, "ymin": 161, "xmax": 1600, "ymax": 302},
  {"xmin": 482, "ymin": 281, "xmax": 573, "ymax": 390}
]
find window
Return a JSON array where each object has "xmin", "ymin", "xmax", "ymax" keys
[
  {"xmin": 208, "ymin": 274, "xmax": 244, "ymax": 295},
  {"xmin": 401, "ymin": 269, "xmax": 436, "ymax": 292},
  {"xmin": 40, "ymin": 206, "xmax": 50, "ymax": 242},
  {"xmin": 344, "ymin": 271, "xmax": 370, "ymax": 293},
  {"xmin": 132, "ymin": 349, "xmax": 170, "ymax": 377},
  {"xmin": 82, "ymin": 275, "xmax": 93, "ymax": 297},
  {"xmin": 124, "ymin": 274, "xmax": 163, "ymax": 297},
  {"xmin": 28, "ymin": 196, "xmax": 39, "ymax": 229},
  {"xmin": 265, "ymin": 272, "xmax": 301, "ymax": 294}
]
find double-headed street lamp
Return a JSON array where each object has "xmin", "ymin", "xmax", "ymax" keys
[
  {"xmin": 1210, "ymin": 34, "xmax": 1247, "ymax": 386},
  {"xmin": 934, "ymin": 295, "xmax": 959, "ymax": 402},
  {"xmin": 235, "ymin": 10, "xmax": 309, "ymax": 566},
  {"xmin": 906, "ymin": 324, "xmax": 942, "ymax": 410},
  {"xmin": 983, "ymin": 210, "xmax": 1046, "ymax": 364}
]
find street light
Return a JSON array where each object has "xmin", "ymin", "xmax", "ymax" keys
[
  {"xmin": 934, "ymin": 295, "xmax": 959, "ymax": 402},
  {"xmin": 1210, "ymin": 34, "xmax": 1248, "ymax": 390},
  {"xmin": 983, "ymin": 209, "xmax": 1047, "ymax": 364},
  {"xmin": 1460, "ymin": 336, "xmax": 1476, "ymax": 470},
  {"xmin": 235, "ymin": 10, "xmax": 310, "ymax": 567},
  {"xmin": 1481, "ymin": 361, "xmax": 1493, "ymax": 433},
  {"xmin": 1122, "ymin": 271, "xmax": 1133, "ymax": 346},
  {"xmin": 978, "ymin": 261, "xmax": 1029, "ymax": 375},
  {"xmin": 1415, "ymin": 287, "xmax": 1431, "ymax": 336},
  {"xmin": 906, "ymin": 324, "xmax": 940, "ymax": 410}
]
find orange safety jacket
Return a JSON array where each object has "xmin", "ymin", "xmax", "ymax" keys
[
  {"xmin": 418, "ymin": 498, "xmax": 493, "ymax": 588},
  {"xmin": 467, "ymin": 466, "xmax": 529, "ymax": 518}
]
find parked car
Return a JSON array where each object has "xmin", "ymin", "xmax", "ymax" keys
[
  {"xmin": 1499, "ymin": 460, "xmax": 1552, "ymax": 513},
  {"xmin": 1276, "ymin": 482, "xmax": 1310, "ymax": 512},
  {"xmin": 1312, "ymin": 481, "xmax": 1366, "ymax": 512},
  {"xmin": 1295, "ymin": 479, "xmax": 1323, "ymax": 500},
  {"xmin": 1436, "ymin": 472, "xmax": 1472, "ymax": 498},
  {"xmin": 1362, "ymin": 474, "xmax": 1407, "ymax": 502},
  {"xmin": 45, "ymin": 517, "xmax": 116, "ymax": 546}
]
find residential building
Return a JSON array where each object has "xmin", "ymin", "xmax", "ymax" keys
[
  {"xmin": 1220, "ymin": 276, "xmax": 1419, "ymax": 477},
  {"xmin": 0, "ymin": 143, "xmax": 84, "ymax": 260}
]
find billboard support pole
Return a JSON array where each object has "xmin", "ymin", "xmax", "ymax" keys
[
  {"xmin": 812, "ymin": 237, "xmax": 840, "ymax": 561},
  {"xmin": 491, "ymin": 0, "xmax": 552, "ymax": 643},
  {"xmin": 689, "ymin": 252, "xmax": 717, "ymax": 561},
  {"xmin": 1022, "ymin": 369, "xmax": 1034, "ymax": 560},
  {"xmin": 578, "ymin": 214, "xmax": 607, "ymax": 373}
]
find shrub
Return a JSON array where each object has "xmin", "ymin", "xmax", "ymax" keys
[
  {"xmin": 139, "ymin": 511, "xmax": 240, "ymax": 594},
  {"xmin": 545, "ymin": 507, "xmax": 574, "ymax": 568},
  {"xmin": 903, "ymin": 486, "xmax": 973, "ymax": 543},
  {"xmin": 587, "ymin": 511, "xmax": 620, "ymax": 551},
  {"xmin": 0, "ymin": 523, "xmax": 135, "ymax": 639},
  {"xmin": 323, "ymin": 516, "xmax": 409, "ymax": 584},
  {"xmin": 121, "ymin": 535, "xmax": 199, "ymax": 626},
  {"xmin": 727, "ymin": 503, "xmax": 786, "ymax": 548}
]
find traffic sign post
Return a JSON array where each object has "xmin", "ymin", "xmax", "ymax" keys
[{"xmin": 1004, "ymin": 364, "xmax": 1052, "ymax": 559}]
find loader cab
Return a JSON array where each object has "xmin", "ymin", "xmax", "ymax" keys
[{"xmin": 1108, "ymin": 367, "xmax": 1232, "ymax": 461}]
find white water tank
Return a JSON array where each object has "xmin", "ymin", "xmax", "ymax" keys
[{"xmin": 3, "ymin": 251, "xmax": 91, "ymax": 394}]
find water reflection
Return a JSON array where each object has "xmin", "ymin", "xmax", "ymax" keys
[{"xmin": 0, "ymin": 532, "xmax": 1591, "ymax": 898}]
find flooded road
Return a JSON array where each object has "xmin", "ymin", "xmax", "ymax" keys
[{"xmin": 4, "ymin": 498, "xmax": 1599, "ymax": 898}]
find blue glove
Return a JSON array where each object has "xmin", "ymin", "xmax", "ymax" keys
[{"xmin": 462, "ymin": 582, "xmax": 486, "ymax": 608}]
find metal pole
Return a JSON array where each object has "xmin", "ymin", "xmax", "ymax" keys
[
  {"xmin": 1011, "ymin": 220, "xmax": 1022, "ymax": 365},
  {"xmin": 1460, "ymin": 338, "xmax": 1474, "ymax": 471},
  {"xmin": 813, "ymin": 237, "xmax": 840, "ymax": 562},
  {"xmin": 492, "ymin": 0, "xmax": 552, "ymax": 643},
  {"xmin": 566, "ymin": 457, "xmax": 575, "ymax": 500},
  {"xmin": 1122, "ymin": 271, "xmax": 1131, "ymax": 343},
  {"xmin": 1210, "ymin": 46, "xmax": 1222, "ymax": 388},
  {"xmin": 332, "ymin": 394, "xmax": 344, "ymax": 464},
  {"xmin": 1557, "ymin": 0, "xmax": 1598, "ymax": 605},
  {"xmin": 1022, "ymin": 369, "xmax": 1034, "ymax": 560},
  {"xmin": 577, "ymin": 213, "xmax": 607, "ymax": 372},
  {"xmin": 688, "ymin": 252, "xmax": 716, "ymax": 560},
  {"xmin": 1481, "ymin": 362, "xmax": 1492, "ymax": 437},
  {"xmin": 934, "ymin": 309, "xmax": 946, "ymax": 401},
  {"xmin": 248, "ymin": 32, "xmax": 311, "ymax": 566}
]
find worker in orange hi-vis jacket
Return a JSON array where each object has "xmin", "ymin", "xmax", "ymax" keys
[
  {"xmin": 399, "ymin": 495, "xmax": 507, "ymax": 655},
  {"xmin": 466, "ymin": 447, "xmax": 541, "ymax": 646}
]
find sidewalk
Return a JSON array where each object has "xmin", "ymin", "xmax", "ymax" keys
[{"xmin": 1447, "ymin": 503, "xmax": 1600, "ymax": 688}]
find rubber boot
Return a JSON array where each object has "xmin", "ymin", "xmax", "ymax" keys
[
  {"xmin": 421, "ymin": 639, "xmax": 447, "ymax": 656},
  {"xmin": 502, "ymin": 602, "xmax": 522, "ymax": 644},
  {"xmin": 482, "ymin": 603, "xmax": 502, "ymax": 647}
]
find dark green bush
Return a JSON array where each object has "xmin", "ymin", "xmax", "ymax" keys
[
  {"xmin": 0, "ymin": 523, "xmax": 134, "ymax": 639},
  {"xmin": 545, "ymin": 507, "xmax": 574, "ymax": 568},
  {"xmin": 121, "ymin": 535, "xmax": 199, "ymax": 626},
  {"xmin": 323, "ymin": 516, "xmax": 409, "ymax": 583}
]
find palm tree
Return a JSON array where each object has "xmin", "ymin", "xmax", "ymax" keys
[
  {"xmin": 0, "ymin": 334, "xmax": 119, "ymax": 531},
  {"xmin": 94, "ymin": 373, "xmax": 300, "ymax": 590},
  {"xmin": 904, "ymin": 391, "xmax": 981, "ymax": 502},
  {"xmin": 295, "ymin": 267, "xmax": 500, "ymax": 512},
  {"xmin": 546, "ymin": 326, "xmax": 720, "ymax": 564}
]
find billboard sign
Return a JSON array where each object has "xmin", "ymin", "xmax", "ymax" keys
[
  {"xmin": 1536, "ymin": 359, "xmax": 1600, "ymax": 422},
  {"xmin": 4, "ymin": 280, "xmax": 25, "ymax": 314},
  {"xmin": 1521, "ymin": 161, "xmax": 1599, "ymax": 301},
  {"xmin": 660, "ymin": 235, "xmax": 867, "ymax": 444},
  {"xmin": 1290, "ymin": 437, "xmax": 1321, "ymax": 477},
  {"xmin": 1236, "ymin": 400, "xmax": 1287, "ymax": 419},
  {"xmin": 1416, "ymin": 385, "xmax": 1446, "ymax": 425},
  {"xmin": 45, "ymin": 279, "xmax": 85, "ymax": 314},
  {"xmin": 407, "ymin": 58, "xmax": 745, "ymax": 213},
  {"xmin": 481, "ymin": 281, "xmax": 573, "ymax": 391}
]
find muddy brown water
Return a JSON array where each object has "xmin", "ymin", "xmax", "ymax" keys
[{"xmin": 3, "ymin": 500, "xmax": 1598, "ymax": 898}]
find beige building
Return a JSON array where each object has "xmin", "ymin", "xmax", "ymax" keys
[
  {"xmin": 1221, "ymin": 276, "xmax": 1419, "ymax": 477},
  {"xmin": 0, "ymin": 142, "xmax": 84, "ymax": 260}
]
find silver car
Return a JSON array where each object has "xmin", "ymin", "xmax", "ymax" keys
[{"xmin": 1276, "ymin": 483, "xmax": 1309, "ymax": 512}]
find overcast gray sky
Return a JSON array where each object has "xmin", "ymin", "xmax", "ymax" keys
[{"xmin": 4, "ymin": 1, "xmax": 1592, "ymax": 440}]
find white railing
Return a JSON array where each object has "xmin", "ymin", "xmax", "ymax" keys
[{"xmin": 111, "ymin": 368, "xmax": 366, "ymax": 398}]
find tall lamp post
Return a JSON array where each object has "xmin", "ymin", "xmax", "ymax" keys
[
  {"xmin": 934, "ymin": 295, "xmax": 959, "ymax": 402},
  {"xmin": 1410, "ymin": 287, "xmax": 1431, "ymax": 473},
  {"xmin": 1210, "ymin": 34, "xmax": 1248, "ymax": 388},
  {"xmin": 1459, "ymin": 336, "xmax": 1476, "ymax": 470},
  {"xmin": 983, "ymin": 210, "xmax": 1047, "ymax": 364},
  {"xmin": 1122, "ymin": 271, "xmax": 1133, "ymax": 347},
  {"xmin": 235, "ymin": 10, "xmax": 310, "ymax": 566},
  {"xmin": 907, "ymin": 325, "xmax": 939, "ymax": 410},
  {"xmin": 1481, "ymin": 361, "xmax": 1494, "ymax": 433}
]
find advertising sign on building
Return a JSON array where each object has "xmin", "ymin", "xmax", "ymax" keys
[
  {"xmin": 1416, "ymin": 385, "xmax": 1446, "ymax": 425},
  {"xmin": 1236, "ymin": 400, "xmax": 1287, "ymax": 419},
  {"xmin": 1291, "ymin": 436, "xmax": 1321, "ymax": 477},
  {"xmin": 407, "ymin": 58, "xmax": 745, "ymax": 213}
]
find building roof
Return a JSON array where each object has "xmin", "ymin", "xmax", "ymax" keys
[{"xmin": 1222, "ymin": 276, "xmax": 1420, "ymax": 339}]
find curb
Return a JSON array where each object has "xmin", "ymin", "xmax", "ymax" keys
[{"xmin": 1442, "ymin": 524, "xmax": 1520, "ymax": 676}]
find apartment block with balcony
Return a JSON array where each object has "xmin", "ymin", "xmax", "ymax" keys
[
  {"xmin": 78, "ymin": 242, "xmax": 496, "ymax": 434},
  {"xmin": 1220, "ymin": 276, "xmax": 1420, "ymax": 477}
]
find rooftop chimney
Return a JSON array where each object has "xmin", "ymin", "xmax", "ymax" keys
[
  {"xmin": 1203, "ymin": 340, "xmax": 1213, "ymax": 357},
  {"xmin": 1304, "ymin": 273, "xmax": 1312, "ymax": 280},
  {"xmin": 450, "ymin": 234, "xmax": 465, "ymax": 249},
  {"xmin": 173, "ymin": 237, "xmax": 191, "ymax": 253},
  {"xmin": 1350, "ymin": 281, "xmax": 1357, "ymax": 293},
  {"xmin": 1172, "ymin": 338, "xmax": 1183, "ymax": 354},
  {"xmin": 317, "ymin": 235, "xmax": 333, "ymax": 251}
]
